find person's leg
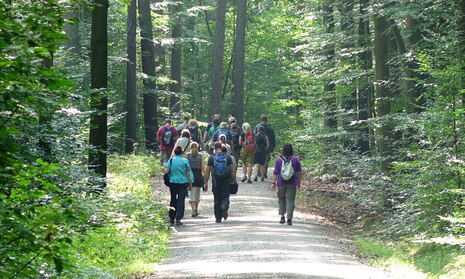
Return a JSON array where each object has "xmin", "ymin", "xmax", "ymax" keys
[
  {"xmin": 219, "ymin": 182, "xmax": 230, "ymax": 220},
  {"xmin": 286, "ymin": 185, "xmax": 297, "ymax": 222},
  {"xmin": 277, "ymin": 185, "xmax": 287, "ymax": 220},
  {"xmin": 260, "ymin": 164, "xmax": 265, "ymax": 181},
  {"xmin": 254, "ymin": 164, "xmax": 260, "ymax": 181},
  {"xmin": 264, "ymin": 152, "xmax": 271, "ymax": 178},
  {"xmin": 193, "ymin": 187, "xmax": 201, "ymax": 214},
  {"xmin": 212, "ymin": 186, "xmax": 222, "ymax": 222},
  {"xmin": 169, "ymin": 185, "xmax": 179, "ymax": 223},
  {"xmin": 175, "ymin": 185, "xmax": 187, "ymax": 222}
]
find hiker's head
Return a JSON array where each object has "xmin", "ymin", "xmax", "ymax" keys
[
  {"xmin": 229, "ymin": 116, "xmax": 236, "ymax": 124},
  {"xmin": 183, "ymin": 116, "xmax": 189, "ymax": 122},
  {"xmin": 214, "ymin": 142, "xmax": 223, "ymax": 152},
  {"xmin": 220, "ymin": 122, "xmax": 227, "ymax": 129},
  {"xmin": 165, "ymin": 118, "xmax": 171, "ymax": 125},
  {"xmin": 190, "ymin": 141, "xmax": 199, "ymax": 156},
  {"xmin": 242, "ymin": 122, "xmax": 251, "ymax": 132},
  {"xmin": 188, "ymin": 119, "xmax": 198, "ymax": 127},
  {"xmin": 282, "ymin": 143, "xmax": 294, "ymax": 157},
  {"xmin": 258, "ymin": 125, "xmax": 265, "ymax": 134},
  {"xmin": 213, "ymin": 118, "xmax": 220, "ymax": 127},
  {"xmin": 174, "ymin": 145, "xmax": 183, "ymax": 155},
  {"xmin": 260, "ymin": 115, "xmax": 267, "ymax": 123},
  {"xmin": 213, "ymin": 114, "xmax": 221, "ymax": 120},
  {"xmin": 221, "ymin": 144, "xmax": 228, "ymax": 153},
  {"xmin": 231, "ymin": 122, "xmax": 238, "ymax": 130},
  {"xmin": 181, "ymin": 129, "xmax": 191, "ymax": 138},
  {"xmin": 219, "ymin": 134, "xmax": 226, "ymax": 143}
]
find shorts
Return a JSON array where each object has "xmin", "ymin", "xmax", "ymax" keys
[
  {"xmin": 253, "ymin": 151, "xmax": 266, "ymax": 165},
  {"xmin": 241, "ymin": 149, "xmax": 255, "ymax": 165},
  {"xmin": 160, "ymin": 149, "xmax": 172, "ymax": 164},
  {"xmin": 189, "ymin": 186, "xmax": 201, "ymax": 203}
]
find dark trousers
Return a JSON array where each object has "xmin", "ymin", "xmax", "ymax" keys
[
  {"xmin": 169, "ymin": 183, "xmax": 188, "ymax": 220},
  {"xmin": 212, "ymin": 180, "xmax": 230, "ymax": 221}
]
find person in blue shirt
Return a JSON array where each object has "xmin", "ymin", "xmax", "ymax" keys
[{"xmin": 164, "ymin": 145, "xmax": 194, "ymax": 226}]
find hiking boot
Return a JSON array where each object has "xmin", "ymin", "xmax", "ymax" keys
[
  {"xmin": 241, "ymin": 176, "xmax": 247, "ymax": 182},
  {"xmin": 215, "ymin": 219, "xmax": 222, "ymax": 223},
  {"xmin": 247, "ymin": 180, "xmax": 252, "ymax": 184},
  {"xmin": 223, "ymin": 209, "xmax": 228, "ymax": 220},
  {"xmin": 254, "ymin": 176, "xmax": 258, "ymax": 182},
  {"xmin": 280, "ymin": 216, "xmax": 285, "ymax": 224},
  {"xmin": 261, "ymin": 177, "xmax": 265, "ymax": 182},
  {"xmin": 191, "ymin": 210, "xmax": 198, "ymax": 217},
  {"xmin": 287, "ymin": 219, "xmax": 292, "ymax": 226},
  {"xmin": 169, "ymin": 219, "xmax": 175, "ymax": 225},
  {"xmin": 176, "ymin": 219, "xmax": 183, "ymax": 226},
  {"xmin": 264, "ymin": 174, "xmax": 268, "ymax": 179}
]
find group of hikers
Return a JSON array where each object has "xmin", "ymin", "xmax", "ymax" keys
[{"xmin": 160, "ymin": 114, "xmax": 303, "ymax": 226}]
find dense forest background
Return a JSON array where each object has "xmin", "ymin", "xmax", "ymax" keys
[{"xmin": 3, "ymin": 0, "xmax": 465, "ymax": 277}]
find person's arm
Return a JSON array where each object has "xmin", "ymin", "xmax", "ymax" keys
[
  {"xmin": 238, "ymin": 134, "xmax": 243, "ymax": 145},
  {"xmin": 272, "ymin": 174, "xmax": 278, "ymax": 190},
  {"xmin": 230, "ymin": 163, "xmax": 237, "ymax": 184},
  {"xmin": 186, "ymin": 169, "xmax": 193, "ymax": 191},
  {"xmin": 164, "ymin": 166, "xmax": 170, "ymax": 174},
  {"xmin": 157, "ymin": 127, "xmax": 162, "ymax": 142},
  {"xmin": 200, "ymin": 154, "xmax": 207, "ymax": 192},
  {"xmin": 297, "ymin": 170, "xmax": 302, "ymax": 189},
  {"xmin": 204, "ymin": 166, "xmax": 212, "ymax": 192},
  {"xmin": 230, "ymin": 135, "xmax": 235, "ymax": 155},
  {"xmin": 265, "ymin": 135, "xmax": 270, "ymax": 150}
]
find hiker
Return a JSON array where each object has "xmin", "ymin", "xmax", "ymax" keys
[
  {"xmin": 205, "ymin": 143, "xmax": 237, "ymax": 223},
  {"xmin": 254, "ymin": 115, "xmax": 276, "ymax": 178},
  {"xmin": 218, "ymin": 134, "xmax": 232, "ymax": 155},
  {"xmin": 229, "ymin": 122, "xmax": 242, "ymax": 170},
  {"xmin": 157, "ymin": 118, "xmax": 178, "ymax": 165},
  {"xmin": 212, "ymin": 122, "xmax": 234, "ymax": 153},
  {"xmin": 239, "ymin": 122, "xmax": 255, "ymax": 183},
  {"xmin": 170, "ymin": 129, "xmax": 191, "ymax": 158},
  {"xmin": 271, "ymin": 143, "xmax": 302, "ymax": 226},
  {"xmin": 187, "ymin": 119, "xmax": 203, "ymax": 148},
  {"xmin": 227, "ymin": 116, "xmax": 240, "ymax": 131},
  {"xmin": 164, "ymin": 145, "xmax": 194, "ymax": 226},
  {"xmin": 206, "ymin": 118, "xmax": 221, "ymax": 154},
  {"xmin": 253, "ymin": 125, "xmax": 269, "ymax": 182},
  {"xmin": 176, "ymin": 116, "xmax": 189, "ymax": 134},
  {"xmin": 187, "ymin": 142, "xmax": 206, "ymax": 217},
  {"xmin": 203, "ymin": 114, "xmax": 221, "ymax": 146}
]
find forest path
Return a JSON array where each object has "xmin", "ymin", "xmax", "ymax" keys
[{"xmin": 148, "ymin": 169, "xmax": 390, "ymax": 279}]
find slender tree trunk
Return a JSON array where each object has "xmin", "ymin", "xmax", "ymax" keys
[
  {"xmin": 89, "ymin": 0, "xmax": 109, "ymax": 184},
  {"xmin": 153, "ymin": 0, "xmax": 166, "ymax": 107},
  {"xmin": 64, "ymin": 10, "xmax": 80, "ymax": 67},
  {"xmin": 405, "ymin": 17, "xmax": 423, "ymax": 113},
  {"xmin": 374, "ymin": 15, "xmax": 393, "ymax": 173},
  {"xmin": 125, "ymin": 0, "xmax": 137, "ymax": 154},
  {"xmin": 39, "ymin": 54, "xmax": 54, "ymax": 162},
  {"xmin": 170, "ymin": 0, "xmax": 182, "ymax": 115},
  {"xmin": 138, "ymin": 0, "xmax": 158, "ymax": 151},
  {"xmin": 455, "ymin": 0, "xmax": 465, "ymax": 104},
  {"xmin": 323, "ymin": 2, "xmax": 337, "ymax": 129},
  {"xmin": 357, "ymin": 0, "xmax": 371, "ymax": 154},
  {"xmin": 210, "ymin": 0, "xmax": 227, "ymax": 115},
  {"xmin": 232, "ymin": 0, "xmax": 247, "ymax": 125}
]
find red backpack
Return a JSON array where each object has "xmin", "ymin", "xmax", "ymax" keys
[{"xmin": 243, "ymin": 132, "xmax": 256, "ymax": 152}]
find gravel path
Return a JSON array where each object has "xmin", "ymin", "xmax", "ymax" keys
[{"xmin": 148, "ymin": 172, "xmax": 390, "ymax": 279}]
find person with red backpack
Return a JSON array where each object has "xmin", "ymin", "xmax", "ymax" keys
[
  {"xmin": 157, "ymin": 118, "xmax": 178, "ymax": 165},
  {"xmin": 239, "ymin": 122, "xmax": 255, "ymax": 183}
]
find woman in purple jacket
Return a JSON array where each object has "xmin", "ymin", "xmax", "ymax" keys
[{"xmin": 271, "ymin": 143, "xmax": 302, "ymax": 226}]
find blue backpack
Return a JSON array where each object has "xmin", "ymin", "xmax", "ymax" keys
[{"xmin": 213, "ymin": 153, "xmax": 231, "ymax": 180}]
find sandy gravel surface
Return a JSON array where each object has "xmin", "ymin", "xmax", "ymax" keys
[{"xmin": 148, "ymin": 172, "xmax": 390, "ymax": 279}]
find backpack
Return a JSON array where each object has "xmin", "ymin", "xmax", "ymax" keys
[
  {"xmin": 213, "ymin": 153, "xmax": 231, "ymax": 180},
  {"xmin": 217, "ymin": 129, "xmax": 230, "ymax": 143},
  {"xmin": 280, "ymin": 156, "xmax": 295, "ymax": 184},
  {"xmin": 230, "ymin": 130, "xmax": 241, "ymax": 150},
  {"xmin": 162, "ymin": 126, "xmax": 175, "ymax": 146},
  {"xmin": 255, "ymin": 134, "xmax": 266, "ymax": 153},
  {"xmin": 188, "ymin": 126, "xmax": 200, "ymax": 144},
  {"xmin": 243, "ymin": 132, "xmax": 255, "ymax": 152}
]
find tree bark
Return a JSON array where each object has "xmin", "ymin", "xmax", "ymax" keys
[
  {"xmin": 357, "ymin": 0, "xmax": 372, "ymax": 154},
  {"xmin": 232, "ymin": 0, "xmax": 247, "ymax": 125},
  {"xmin": 323, "ymin": 2, "xmax": 337, "ymax": 129},
  {"xmin": 89, "ymin": 0, "xmax": 109, "ymax": 183},
  {"xmin": 125, "ymin": 0, "xmax": 137, "ymax": 154},
  {"xmin": 405, "ymin": 17, "xmax": 423, "ymax": 113},
  {"xmin": 170, "ymin": 0, "xmax": 182, "ymax": 115},
  {"xmin": 138, "ymin": 0, "xmax": 158, "ymax": 151},
  {"xmin": 210, "ymin": 0, "xmax": 227, "ymax": 115},
  {"xmin": 374, "ymin": 15, "xmax": 393, "ymax": 173},
  {"xmin": 64, "ymin": 10, "xmax": 80, "ymax": 67}
]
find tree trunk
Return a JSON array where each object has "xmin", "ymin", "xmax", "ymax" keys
[
  {"xmin": 210, "ymin": 0, "xmax": 227, "ymax": 115},
  {"xmin": 64, "ymin": 10, "xmax": 80, "ymax": 67},
  {"xmin": 374, "ymin": 15, "xmax": 393, "ymax": 173},
  {"xmin": 89, "ymin": 0, "xmax": 109, "ymax": 184},
  {"xmin": 125, "ymin": 0, "xmax": 137, "ymax": 154},
  {"xmin": 357, "ymin": 0, "xmax": 371, "ymax": 154},
  {"xmin": 170, "ymin": 0, "xmax": 182, "ymax": 115},
  {"xmin": 323, "ymin": 2, "xmax": 337, "ymax": 129},
  {"xmin": 405, "ymin": 17, "xmax": 423, "ymax": 113},
  {"xmin": 232, "ymin": 0, "xmax": 246, "ymax": 125},
  {"xmin": 138, "ymin": 0, "xmax": 158, "ymax": 151},
  {"xmin": 153, "ymin": 0, "xmax": 167, "ymax": 109}
]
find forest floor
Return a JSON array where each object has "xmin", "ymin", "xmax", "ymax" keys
[{"xmin": 146, "ymin": 168, "xmax": 391, "ymax": 279}]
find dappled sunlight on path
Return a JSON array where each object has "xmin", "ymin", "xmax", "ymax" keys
[{"xmin": 147, "ymin": 172, "xmax": 390, "ymax": 279}]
